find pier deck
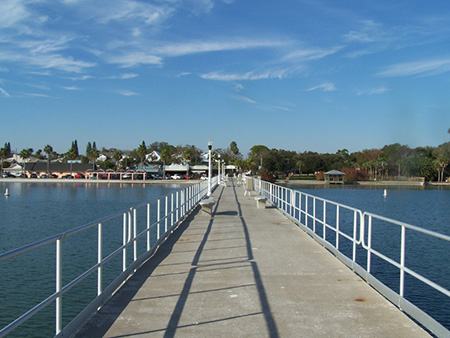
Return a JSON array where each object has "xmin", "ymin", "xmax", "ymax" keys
[{"xmin": 75, "ymin": 179, "xmax": 430, "ymax": 337}]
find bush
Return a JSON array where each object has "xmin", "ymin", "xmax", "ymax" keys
[
  {"xmin": 260, "ymin": 170, "xmax": 276, "ymax": 183},
  {"xmin": 341, "ymin": 167, "xmax": 369, "ymax": 181},
  {"xmin": 315, "ymin": 171, "xmax": 325, "ymax": 180}
]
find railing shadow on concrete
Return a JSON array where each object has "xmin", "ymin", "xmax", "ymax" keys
[{"xmin": 163, "ymin": 181, "xmax": 279, "ymax": 338}]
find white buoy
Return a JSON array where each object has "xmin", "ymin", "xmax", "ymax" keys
[
  {"xmin": 383, "ymin": 189, "xmax": 387, "ymax": 197},
  {"xmin": 4, "ymin": 188, "xmax": 9, "ymax": 196}
]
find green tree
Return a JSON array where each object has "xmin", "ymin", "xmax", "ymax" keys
[
  {"xmin": 160, "ymin": 147, "xmax": 173, "ymax": 179},
  {"xmin": 137, "ymin": 141, "xmax": 148, "ymax": 165},
  {"xmin": 3, "ymin": 142, "xmax": 12, "ymax": 157},
  {"xmin": 249, "ymin": 145, "xmax": 270, "ymax": 173},
  {"xmin": 113, "ymin": 151, "xmax": 122, "ymax": 169},
  {"xmin": 230, "ymin": 141, "xmax": 241, "ymax": 162},
  {"xmin": 19, "ymin": 148, "xmax": 33, "ymax": 163},
  {"xmin": 44, "ymin": 144, "xmax": 53, "ymax": 176},
  {"xmin": 86, "ymin": 141, "xmax": 99, "ymax": 170},
  {"xmin": 66, "ymin": 141, "xmax": 79, "ymax": 175},
  {"xmin": 433, "ymin": 142, "xmax": 450, "ymax": 182},
  {"xmin": 0, "ymin": 146, "xmax": 8, "ymax": 175}
]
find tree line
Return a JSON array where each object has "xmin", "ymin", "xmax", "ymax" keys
[
  {"xmin": 239, "ymin": 142, "xmax": 450, "ymax": 182},
  {"xmin": 1, "ymin": 137, "xmax": 450, "ymax": 182},
  {"xmin": 0, "ymin": 140, "xmax": 243, "ymax": 172}
]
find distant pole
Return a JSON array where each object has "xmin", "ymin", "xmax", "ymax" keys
[
  {"xmin": 208, "ymin": 139, "xmax": 212, "ymax": 196},
  {"xmin": 217, "ymin": 159, "xmax": 220, "ymax": 182}
]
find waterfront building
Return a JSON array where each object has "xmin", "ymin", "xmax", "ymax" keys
[{"xmin": 324, "ymin": 169, "xmax": 345, "ymax": 184}]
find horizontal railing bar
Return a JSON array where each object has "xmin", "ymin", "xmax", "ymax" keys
[{"xmin": 364, "ymin": 212, "xmax": 450, "ymax": 242}]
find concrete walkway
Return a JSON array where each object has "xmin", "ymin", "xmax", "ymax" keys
[{"xmin": 75, "ymin": 179, "xmax": 430, "ymax": 337}]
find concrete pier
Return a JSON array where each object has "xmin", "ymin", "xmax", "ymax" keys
[{"xmin": 75, "ymin": 179, "xmax": 430, "ymax": 337}]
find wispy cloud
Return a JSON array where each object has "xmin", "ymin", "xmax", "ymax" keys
[
  {"xmin": 235, "ymin": 83, "xmax": 244, "ymax": 92},
  {"xmin": 356, "ymin": 87, "xmax": 389, "ymax": 95},
  {"xmin": 93, "ymin": 1, "xmax": 175, "ymax": 26},
  {"xmin": 117, "ymin": 90, "xmax": 139, "ymax": 96},
  {"xmin": 234, "ymin": 95, "xmax": 256, "ymax": 104},
  {"xmin": 307, "ymin": 83, "xmax": 336, "ymax": 92},
  {"xmin": 152, "ymin": 39, "xmax": 288, "ymax": 57},
  {"xmin": 109, "ymin": 52, "xmax": 162, "ymax": 67},
  {"xmin": 283, "ymin": 46, "xmax": 341, "ymax": 62},
  {"xmin": 0, "ymin": 50, "xmax": 96, "ymax": 73},
  {"xmin": 201, "ymin": 69, "xmax": 290, "ymax": 81},
  {"xmin": 68, "ymin": 75, "xmax": 94, "ymax": 81},
  {"xmin": 0, "ymin": 87, "xmax": 11, "ymax": 97},
  {"xmin": 62, "ymin": 86, "xmax": 81, "ymax": 91},
  {"xmin": 343, "ymin": 20, "xmax": 388, "ymax": 43},
  {"xmin": 104, "ymin": 73, "xmax": 139, "ymax": 79},
  {"xmin": 0, "ymin": 0, "xmax": 29, "ymax": 28},
  {"xmin": 26, "ymin": 93, "xmax": 54, "ymax": 98},
  {"xmin": 377, "ymin": 58, "xmax": 450, "ymax": 77}
]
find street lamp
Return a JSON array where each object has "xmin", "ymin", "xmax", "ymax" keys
[{"xmin": 207, "ymin": 139, "xmax": 212, "ymax": 196}]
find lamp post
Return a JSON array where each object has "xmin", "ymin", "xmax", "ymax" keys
[{"xmin": 207, "ymin": 139, "xmax": 212, "ymax": 196}]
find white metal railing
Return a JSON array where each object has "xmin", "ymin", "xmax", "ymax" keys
[
  {"xmin": 251, "ymin": 176, "xmax": 450, "ymax": 337},
  {"xmin": 0, "ymin": 177, "xmax": 218, "ymax": 338}
]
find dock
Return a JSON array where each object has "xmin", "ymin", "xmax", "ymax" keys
[{"xmin": 75, "ymin": 179, "xmax": 430, "ymax": 337}]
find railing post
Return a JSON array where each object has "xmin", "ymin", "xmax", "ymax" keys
[
  {"xmin": 123, "ymin": 213, "xmax": 127, "ymax": 271},
  {"xmin": 157, "ymin": 199, "xmax": 161, "ymax": 240},
  {"xmin": 305, "ymin": 196, "xmax": 309, "ymax": 228},
  {"xmin": 165, "ymin": 195, "xmax": 168, "ymax": 232},
  {"xmin": 313, "ymin": 198, "xmax": 316, "ymax": 232},
  {"xmin": 98, "ymin": 222, "xmax": 102, "ymax": 296},
  {"xmin": 367, "ymin": 215, "xmax": 373, "ymax": 274},
  {"xmin": 400, "ymin": 225, "xmax": 406, "ymax": 297},
  {"xmin": 181, "ymin": 189, "xmax": 185, "ymax": 217},
  {"xmin": 55, "ymin": 238, "xmax": 62, "ymax": 335},
  {"xmin": 171, "ymin": 193, "xmax": 174, "ymax": 228},
  {"xmin": 353, "ymin": 211, "xmax": 358, "ymax": 262},
  {"xmin": 336, "ymin": 206, "xmax": 340, "ymax": 249},
  {"xmin": 133, "ymin": 209, "xmax": 137, "ymax": 262},
  {"xmin": 176, "ymin": 191, "xmax": 179, "ymax": 223},
  {"xmin": 323, "ymin": 200, "xmax": 326, "ymax": 240},
  {"xmin": 147, "ymin": 203, "xmax": 151, "ymax": 251}
]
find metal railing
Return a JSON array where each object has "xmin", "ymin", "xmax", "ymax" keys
[
  {"xmin": 0, "ymin": 177, "xmax": 218, "ymax": 338},
  {"xmin": 251, "ymin": 176, "xmax": 450, "ymax": 337}
]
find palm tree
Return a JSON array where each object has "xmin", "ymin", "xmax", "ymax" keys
[
  {"xmin": 0, "ymin": 146, "xmax": 7, "ymax": 176},
  {"xmin": 87, "ymin": 142, "xmax": 99, "ymax": 170},
  {"xmin": 44, "ymin": 145, "xmax": 53, "ymax": 176},
  {"xmin": 160, "ymin": 148, "xmax": 172, "ymax": 179},
  {"xmin": 296, "ymin": 159, "xmax": 303, "ymax": 177},
  {"xmin": 66, "ymin": 149, "xmax": 77, "ymax": 176},
  {"xmin": 19, "ymin": 148, "xmax": 33, "ymax": 163},
  {"xmin": 137, "ymin": 141, "xmax": 148, "ymax": 166},
  {"xmin": 113, "ymin": 151, "xmax": 122, "ymax": 170}
]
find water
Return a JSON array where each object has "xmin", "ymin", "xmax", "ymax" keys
[
  {"xmin": 0, "ymin": 181, "xmax": 184, "ymax": 338},
  {"xmin": 285, "ymin": 182, "xmax": 450, "ymax": 332}
]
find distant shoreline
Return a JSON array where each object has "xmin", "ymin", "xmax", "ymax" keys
[
  {"xmin": 278, "ymin": 179, "xmax": 449, "ymax": 186},
  {"xmin": 0, "ymin": 178, "xmax": 198, "ymax": 185}
]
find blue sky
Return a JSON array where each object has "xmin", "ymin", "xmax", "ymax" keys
[{"xmin": 1, "ymin": 0, "xmax": 450, "ymax": 156}]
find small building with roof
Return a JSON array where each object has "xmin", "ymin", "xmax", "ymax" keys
[{"xmin": 324, "ymin": 170, "xmax": 346, "ymax": 184}]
